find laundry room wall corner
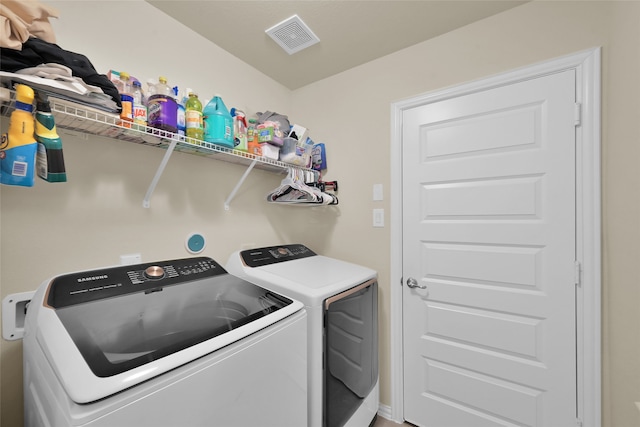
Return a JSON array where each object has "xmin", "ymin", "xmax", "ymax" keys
[{"xmin": 0, "ymin": 2, "xmax": 306, "ymax": 426}]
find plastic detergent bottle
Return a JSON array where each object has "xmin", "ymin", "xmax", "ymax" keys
[
  {"xmin": 185, "ymin": 92, "xmax": 204, "ymax": 141},
  {"xmin": 174, "ymin": 86, "xmax": 185, "ymax": 138},
  {"xmin": 0, "ymin": 84, "xmax": 38, "ymax": 187},
  {"xmin": 231, "ymin": 107, "xmax": 248, "ymax": 151},
  {"xmin": 132, "ymin": 81, "xmax": 147, "ymax": 126},
  {"xmin": 118, "ymin": 72, "xmax": 133, "ymax": 128},
  {"xmin": 146, "ymin": 79, "xmax": 156, "ymax": 98},
  {"xmin": 147, "ymin": 76, "xmax": 177, "ymax": 133},
  {"xmin": 35, "ymin": 92, "xmax": 66, "ymax": 182},
  {"xmin": 203, "ymin": 94, "xmax": 233, "ymax": 148}
]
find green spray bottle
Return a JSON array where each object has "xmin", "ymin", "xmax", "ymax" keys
[{"xmin": 35, "ymin": 92, "xmax": 66, "ymax": 182}]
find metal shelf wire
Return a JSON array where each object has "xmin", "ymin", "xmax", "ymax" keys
[
  {"xmin": 1, "ymin": 90, "xmax": 318, "ymax": 209},
  {"xmin": 47, "ymin": 98, "xmax": 308, "ymax": 174}
]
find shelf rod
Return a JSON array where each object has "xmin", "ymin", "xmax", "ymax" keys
[
  {"xmin": 224, "ymin": 159, "xmax": 258, "ymax": 211},
  {"xmin": 143, "ymin": 138, "xmax": 179, "ymax": 208}
]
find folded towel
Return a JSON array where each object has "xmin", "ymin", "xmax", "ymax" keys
[
  {"xmin": 16, "ymin": 63, "xmax": 105, "ymax": 95},
  {"xmin": 1, "ymin": 37, "xmax": 121, "ymax": 110}
]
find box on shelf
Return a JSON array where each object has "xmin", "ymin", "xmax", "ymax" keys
[
  {"xmin": 247, "ymin": 142, "xmax": 280, "ymax": 160},
  {"xmin": 280, "ymin": 137, "xmax": 312, "ymax": 167},
  {"xmin": 311, "ymin": 142, "xmax": 326, "ymax": 171},
  {"xmin": 288, "ymin": 124, "xmax": 309, "ymax": 144},
  {"xmin": 256, "ymin": 127, "xmax": 275, "ymax": 143}
]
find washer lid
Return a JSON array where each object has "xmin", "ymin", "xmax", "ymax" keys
[
  {"xmin": 36, "ymin": 257, "xmax": 303, "ymax": 403},
  {"xmin": 229, "ymin": 245, "xmax": 377, "ymax": 305}
]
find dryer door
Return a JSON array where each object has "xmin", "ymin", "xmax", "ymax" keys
[{"xmin": 324, "ymin": 279, "xmax": 378, "ymax": 427}]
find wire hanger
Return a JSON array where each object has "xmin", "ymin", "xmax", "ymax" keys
[{"xmin": 267, "ymin": 167, "xmax": 338, "ymax": 205}]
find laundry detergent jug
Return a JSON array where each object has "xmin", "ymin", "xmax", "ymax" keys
[{"xmin": 203, "ymin": 95, "xmax": 233, "ymax": 148}]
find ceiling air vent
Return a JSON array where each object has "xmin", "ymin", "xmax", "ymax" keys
[{"xmin": 265, "ymin": 15, "xmax": 320, "ymax": 55}]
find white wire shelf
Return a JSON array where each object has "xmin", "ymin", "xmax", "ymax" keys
[
  {"xmin": 47, "ymin": 98, "xmax": 311, "ymax": 174},
  {"xmin": 1, "ymin": 90, "xmax": 319, "ymax": 209}
]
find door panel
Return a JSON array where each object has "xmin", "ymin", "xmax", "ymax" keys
[{"xmin": 402, "ymin": 70, "xmax": 577, "ymax": 427}]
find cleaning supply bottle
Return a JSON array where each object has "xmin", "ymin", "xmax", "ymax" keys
[
  {"xmin": 0, "ymin": 84, "xmax": 38, "ymax": 187},
  {"xmin": 185, "ymin": 92, "xmax": 204, "ymax": 142},
  {"xmin": 132, "ymin": 80, "xmax": 147, "ymax": 127},
  {"xmin": 147, "ymin": 76, "xmax": 177, "ymax": 133},
  {"xmin": 203, "ymin": 94, "xmax": 233, "ymax": 148},
  {"xmin": 146, "ymin": 78, "xmax": 156, "ymax": 98},
  {"xmin": 174, "ymin": 86, "xmax": 185, "ymax": 138},
  {"xmin": 35, "ymin": 92, "xmax": 66, "ymax": 182},
  {"xmin": 230, "ymin": 107, "xmax": 248, "ymax": 151},
  {"xmin": 118, "ymin": 72, "xmax": 133, "ymax": 128}
]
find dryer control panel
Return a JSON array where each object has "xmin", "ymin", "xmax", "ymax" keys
[
  {"xmin": 47, "ymin": 257, "xmax": 224, "ymax": 308},
  {"xmin": 240, "ymin": 244, "xmax": 316, "ymax": 268}
]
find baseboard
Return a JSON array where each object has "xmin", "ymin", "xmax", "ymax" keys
[{"xmin": 377, "ymin": 403, "xmax": 393, "ymax": 421}]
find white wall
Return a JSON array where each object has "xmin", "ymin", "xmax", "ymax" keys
[
  {"xmin": 291, "ymin": 1, "xmax": 640, "ymax": 426},
  {"xmin": 2, "ymin": 1, "xmax": 639, "ymax": 427},
  {"xmin": 0, "ymin": 1, "xmax": 342, "ymax": 425}
]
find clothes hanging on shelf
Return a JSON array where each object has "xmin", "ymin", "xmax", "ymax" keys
[{"xmin": 267, "ymin": 168, "xmax": 338, "ymax": 205}]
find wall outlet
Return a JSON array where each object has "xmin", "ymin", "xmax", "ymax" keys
[{"xmin": 120, "ymin": 253, "xmax": 141, "ymax": 265}]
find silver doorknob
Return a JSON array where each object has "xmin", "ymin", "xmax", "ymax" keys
[{"xmin": 406, "ymin": 277, "xmax": 426, "ymax": 289}]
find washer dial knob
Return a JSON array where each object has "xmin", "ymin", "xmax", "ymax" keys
[{"xmin": 144, "ymin": 266, "xmax": 165, "ymax": 279}]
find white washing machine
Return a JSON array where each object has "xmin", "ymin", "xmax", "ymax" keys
[
  {"xmin": 226, "ymin": 244, "xmax": 379, "ymax": 427},
  {"xmin": 23, "ymin": 256, "xmax": 307, "ymax": 427}
]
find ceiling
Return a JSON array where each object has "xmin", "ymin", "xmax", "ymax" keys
[{"xmin": 146, "ymin": 1, "xmax": 527, "ymax": 90}]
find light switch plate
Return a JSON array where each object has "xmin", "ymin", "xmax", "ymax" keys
[
  {"xmin": 373, "ymin": 184, "xmax": 383, "ymax": 201},
  {"xmin": 373, "ymin": 208, "xmax": 384, "ymax": 227}
]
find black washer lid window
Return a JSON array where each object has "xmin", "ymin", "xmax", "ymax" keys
[{"xmin": 54, "ymin": 273, "xmax": 292, "ymax": 377}]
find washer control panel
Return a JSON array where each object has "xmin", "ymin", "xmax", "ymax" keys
[
  {"xmin": 240, "ymin": 244, "xmax": 316, "ymax": 268},
  {"xmin": 47, "ymin": 257, "xmax": 222, "ymax": 308}
]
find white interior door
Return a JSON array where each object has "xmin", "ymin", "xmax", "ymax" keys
[{"xmin": 402, "ymin": 70, "xmax": 577, "ymax": 427}]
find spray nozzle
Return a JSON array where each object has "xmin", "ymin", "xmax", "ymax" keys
[{"xmin": 35, "ymin": 91, "xmax": 52, "ymax": 113}]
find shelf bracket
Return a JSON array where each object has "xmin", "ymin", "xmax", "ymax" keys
[
  {"xmin": 224, "ymin": 159, "xmax": 258, "ymax": 211},
  {"xmin": 143, "ymin": 139, "xmax": 179, "ymax": 208}
]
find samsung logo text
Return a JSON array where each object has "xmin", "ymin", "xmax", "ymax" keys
[{"xmin": 77, "ymin": 275, "xmax": 109, "ymax": 283}]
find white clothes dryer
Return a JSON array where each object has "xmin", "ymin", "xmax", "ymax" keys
[
  {"xmin": 226, "ymin": 244, "xmax": 379, "ymax": 427},
  {"xmin": 23, "ymin": 256, "xmax": 307, "ymax": 427}
]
